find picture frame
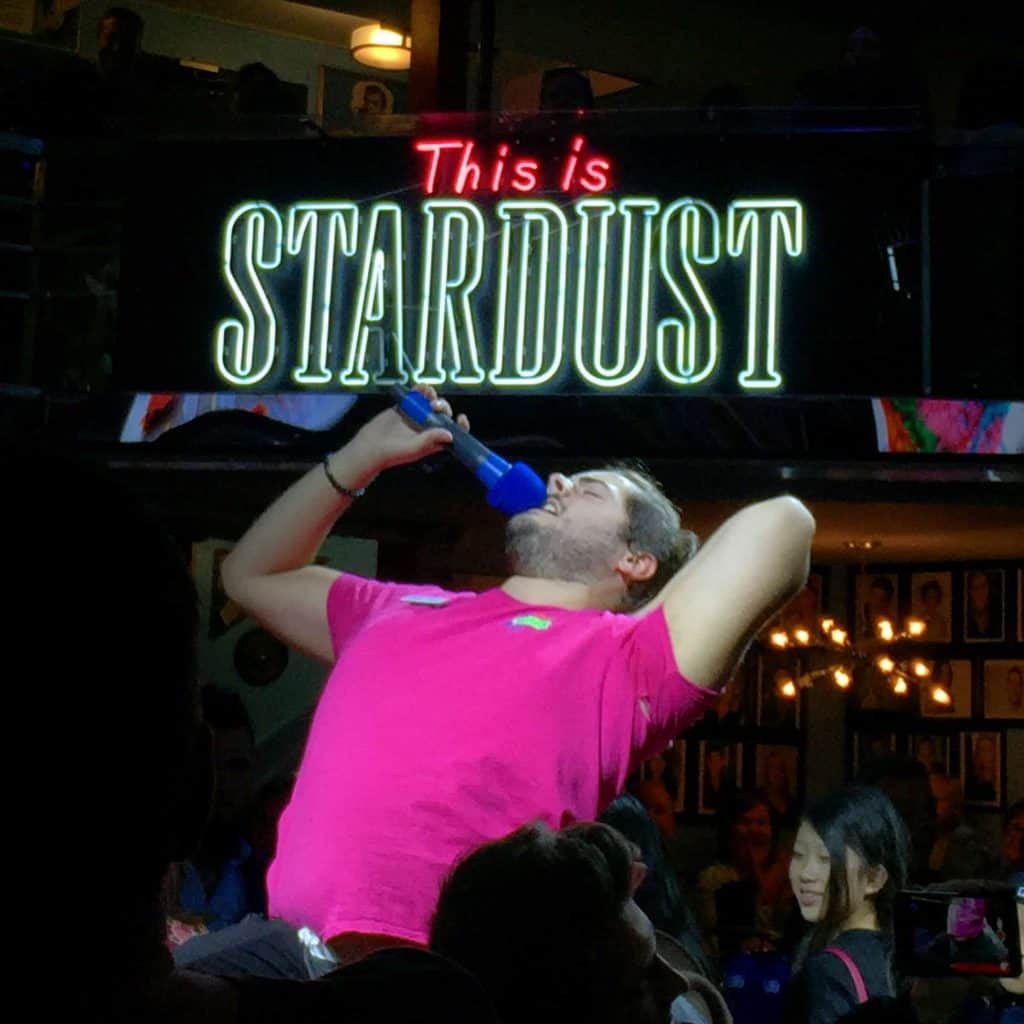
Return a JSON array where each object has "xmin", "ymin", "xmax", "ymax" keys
[
  {"xmin": 961, "ymin": 731, "xmax": 1001, "ymax": 806},
  {"xmin": 963, "ymin": 569, "xmax": 1005, "ymax": 643},
  {"xmin": 920, "ymin": 659, "xmax": 973, "ymax": 718},
  {"xmin": 697, "ymin": 739, "xmax": 742, "ymax": 816},
  {"xmin": 755, "ymin": 744, "xmax": 800, "ymax": 826},
  {"xmin": 1018, "ymin": 569, "xmax": 1023, "ymax": 642},
  {"xmin": 711, "ymin": 669, "xmax": 750, "ymax": 728},
  {"xmin": 855, "ymin": 571, "xmax": 899, "ymax": 642},
  {"xmin": 635, "ymin": 742, "xmax": 686, "ymax": 825},
  {"xmin": 983, "ymin": 660, "xmax": 1024, "ymax": 720},
  {"xmin": 665, "ymin": 740, "xmax": 687, "ymax": 814},
  {"xmin": 852, "ymin": 730, "xmax": 897, "ymax": 775},
  {"xmin": 756, "ymin": 653, "xmax": 801, "ymax": 728},
  {"xmin": 316, "ymin": 65, "xmax": 407, "ymax": 134},
  {"xmin": 779, "ymin": 571, "xmax": 825, "ymax": 632},
  {"xmin": 912, "ymin": 734, "xmax": 951, "ymax": 774},
  {"xmin": 910, "ymin": 571, "xmax": 953, "ymax": 642}
]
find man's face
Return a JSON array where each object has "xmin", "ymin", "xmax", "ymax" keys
[
  {"xmin": 930, "ymin": 775, "xmax": 959, "ymax": 827},
  {"xmin": 97, "ymin": 16, "xmax": 136, "ymax": 75},
  {"xmin": 505, "ymin": 470, "xmax": 636, "ymax": 588},
  {"xmin": 868, "ymin": 584, "xmax": 892, "ymax": 616},
  {"xmin": 969, "ymin": 573, "xmax": 990, "ymax": 611},
  {"xmin": 1003, "ymin": 811, "xmax": 1024, "ymax": 866},
  {"xmin": 735, "ymin": 804, "xmax": 773, "ymax": 854}
]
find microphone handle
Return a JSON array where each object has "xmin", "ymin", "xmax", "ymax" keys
[{"xmin": 391, "ymin": 385, "xmax": 492, "ymax": 471}]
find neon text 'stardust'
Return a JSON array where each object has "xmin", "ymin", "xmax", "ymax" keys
[{"xmin": 213, "ymin": 137, "xmax": 805, "ymax": 393}]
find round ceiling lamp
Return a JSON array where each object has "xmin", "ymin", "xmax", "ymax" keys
[{"xmin": 350, "ymin": 23, "xmax": 411, "ymax": 71}]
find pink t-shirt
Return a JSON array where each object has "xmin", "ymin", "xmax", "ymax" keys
[{"xmin": 267, "ymin": 575, "xmax": 718, "ymax": 944}]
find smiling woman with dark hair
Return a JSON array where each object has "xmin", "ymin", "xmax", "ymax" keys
[{"xmin": 783, "ymin": 786, "xmax": 910, "ymax": 1024}]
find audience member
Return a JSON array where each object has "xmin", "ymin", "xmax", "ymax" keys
[
  {"xmin": 600, "ymin": 793, "xmax": 715, "ymax": 980},
  {"xmin": 929, "ymin": 773, "xmax": 999, "ymax": 881},
  {"xmin": 632, "ymin": 750, "xmax": 680, "ymax": 840},
  {"xmin": 857, "ymin": 755, "xmax": 939, "ymax": 884},
  {"xmin": 430, "ymin": 820, "xmax": 686, "ymax": 1024},
  {"xmin": 764, "ymin": 748, "xmax": 801, "ymax": 836},
  {"xmin": 247, "ymin": 774, "xmax": 295, "ymax": 870},
  {"xmin": 955, "ymin": 57, "xmax": 1024, "ymax": 143},
  {"xmin": 539, "ymin": 66, "xmax": 595, "ymax": 110},
  {"xmin": 172, "ymin": 685, "xmax": 266, "ymax": 931},
  {"xmin": 697, "ymin": 790, "xmax": 795, "ymax": 958},
  {"xmin": 783, "ymin": 785, "xmax": 910, "ymax": 1024},
  {"xmin": 1000, "ymin": 801, "xmax": 1024, "ymax": 884},
  {"xmin": 794, "ymin": 23, "xmax": 923, "ymax": 112},
  {"xmin": 9, "ymin": 448, "xmax": 498, "ymax": 1023},
  {"xmin": 229, "ymin": 62, "xmax": 299, "ymax": 116}
]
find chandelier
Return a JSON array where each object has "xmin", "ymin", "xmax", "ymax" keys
[{"xmin": 765, "ymin": 614, "xmax": 953, "ymax": 706}]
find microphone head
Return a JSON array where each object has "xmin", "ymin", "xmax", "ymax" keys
[{"xmin": 485, "ymin": 461, "xmax": 548, "ymax": 517}]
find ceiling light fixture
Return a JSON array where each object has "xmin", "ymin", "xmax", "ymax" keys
[{"xmin": 350, "ymin": 23, "xmax": 411, "ymax": 71}]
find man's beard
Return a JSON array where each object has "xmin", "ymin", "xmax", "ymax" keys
[{"xmin": 505, "ymin": 512, "xmax": 624, "ymax": 585}]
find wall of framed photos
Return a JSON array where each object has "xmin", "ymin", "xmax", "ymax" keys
[
  {"xmin": 637, "ymin": 569, "xmax": 831, "ymax": 830},
  {"xmin": 847, "ymin": 562, "xmax": 1023, "ymax": 813},
  {"xmin": 647, "ymin": 562, "xmax": 1022, "ymax": 876}
]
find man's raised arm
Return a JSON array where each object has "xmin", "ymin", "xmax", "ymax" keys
[
  {"xmin": 221, "ymin": 387, "xmax": 464, "ymax": 664},
  {"xmin": 647, "ymin": 495, "xmax": 815, "ymax": 689}
]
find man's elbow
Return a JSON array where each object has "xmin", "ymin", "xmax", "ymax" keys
[
  {"xmin": 758, "ymin": 495, "xmax": 816, "ymax": 583},
  {"xmin": 764, "ymin": 495, "xmax": 816, "ymax": 540},
  {"xmin": 219, "ymin": 552, "xmax": 248, "ymax": 606}
]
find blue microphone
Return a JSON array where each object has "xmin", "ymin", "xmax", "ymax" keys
[{"xmin": 392, "ymin": 385, "xmax": 548, "ymax": 517}]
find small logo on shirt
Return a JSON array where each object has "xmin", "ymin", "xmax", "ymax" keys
[{"xmin": 510, "ymin": 614, "xmax": 552, "ymax": 631}]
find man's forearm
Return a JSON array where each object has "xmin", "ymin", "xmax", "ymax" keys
[{"xmin": 221, "ymin": 436, "xmax": 380, "ymax": 597}]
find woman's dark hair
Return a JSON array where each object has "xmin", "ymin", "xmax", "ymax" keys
[
  {"xmin": 600, "ymin": 793, "xmax": 715, "ymax": 978},
  {"xmin": 430, "ymin": 821, "xmax": 649, "ymax": 1024},
  {"xmin": 799, "ymin": 786, "xmax": 909, "ymax": 959}
]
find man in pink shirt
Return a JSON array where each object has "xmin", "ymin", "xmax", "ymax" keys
[{"xmin": 222, "ymin": 386, "xmax": 815, "ymax": 963}]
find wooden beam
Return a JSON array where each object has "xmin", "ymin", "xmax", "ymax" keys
[{"xmin": 410, "ymin": 0, "xmax": 470, "ymax": 111}]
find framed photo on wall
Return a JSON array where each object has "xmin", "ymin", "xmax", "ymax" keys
[
  {"xmin": 920, "ymin": 659, "xmax": 973, "ymax": 718},
  {"xmin": 855, "ymin": 571, "xmax": 899, "ymax": 641},
  {"xmin": 635, "ymin": 743, "xmax": 686, "ymax": 826},
  {"xmin": 853, "ymin": 731, "xmax": 898, "ymax": 775},
  {"xmin": 961, "ymin": 731, "xmax": 1001, "ymax": 806},
  {"xmin": 1018, "ymin": 569, "xmax": 1023, "ymax": 641},
  {"xmin": 665, "ymin": 740, "xmax": 687, "ymax": 814},
  {"xmin": 757, "ymin": 653, "xmax": 801, "ymax": 728},
  {"xmin": 697, "ymin": 740, "xmax": 742, "ymax": 816},
  {"xmin": 711, "ymin": 670, "xmax": 750, "ymax": 728},
  {"xmin": 910, "ymin": 571, "xmax": 953, "ymax": 642},
  {"xmin": 983, "ymin": 660, "xmax": 1024, "ymax": 720},
  {"xmin": 964, "ymin": 569, "xmax": 1005, "ymax": 642},
  {"xmin": 912, "ymin": 734, "xmax": 951, "ymax": 774},
  {"xmin": 316, "ymin": 66, "xmax": 408, "ymax": 134},
  {"xmin": 755, "ymin": 744, "xmax": 800, "ymax": 827},
  {"xmin": 779, "ymin": 572, "xmax": 825, "ymax": 631}
]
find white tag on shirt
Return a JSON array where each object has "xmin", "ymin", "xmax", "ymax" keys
[{"xmin": 400, "ymin": 594, "xmax": 450, "ymax": 607}]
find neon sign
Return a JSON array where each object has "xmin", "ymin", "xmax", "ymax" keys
[{"xmin": 213, "ymin": 136, "xmax": 805, "ymax": 392}]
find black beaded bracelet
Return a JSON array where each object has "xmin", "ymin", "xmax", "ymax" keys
[{"xmin": 322, "ymin": 455, "xmax": 366, "ymax": 499}]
